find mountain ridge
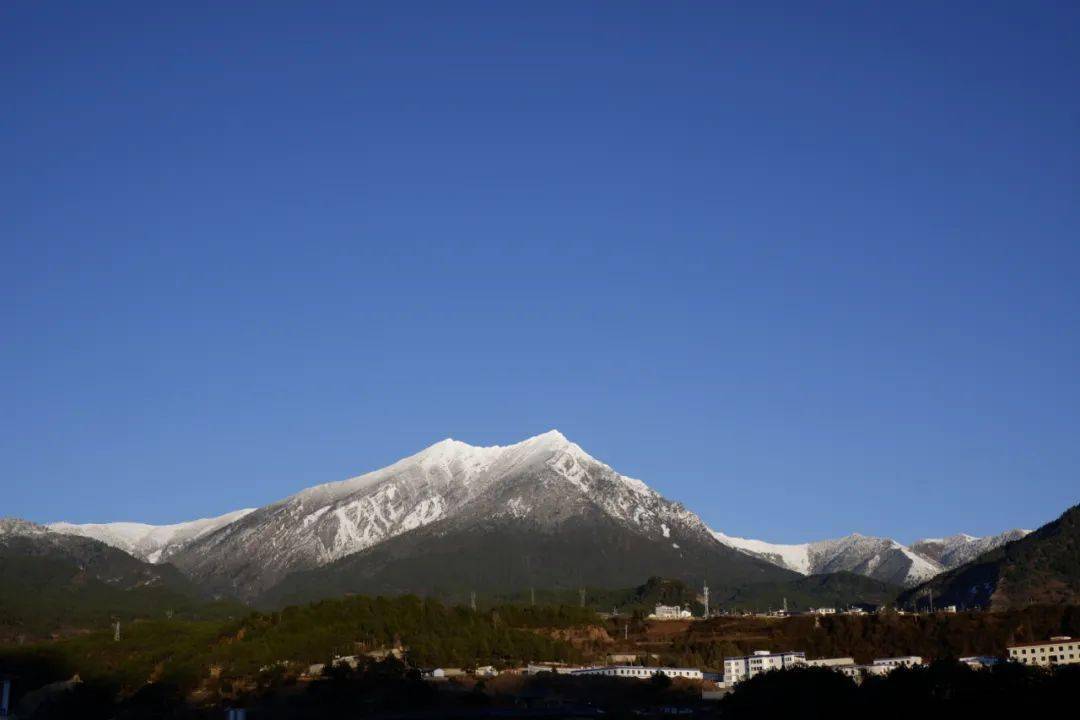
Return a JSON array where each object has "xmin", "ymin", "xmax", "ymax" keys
[
  {"xmin": 38, "ymin": 431, "xmax": 1041, "ymax": 596},
  {"xmin": 899, "ymin": 504, "xmax": 1080, "ymax": 610},
  {"xmin": 0, "ymin": 518, "xmax": 240, "ymax": 640},
  {"xmin": 168, "ymin": 429, "xmax": 796, "ymax": 601}
]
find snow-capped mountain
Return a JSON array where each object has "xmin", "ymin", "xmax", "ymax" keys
[
  {"xmin": 164, "ymin": 430, "xmax": 788, "ymax": 600},
  {"xmin": 710, "ymin": 531, "xmax": 943, "ymax": 587},
  {"xmin": 899, "ymin": 505, "xmax": 1079, "ymax": 611},
  {"xmin": 43, "ymin": 430, "xmax": 1036, "ymax": 601},
  {"xmin": 909, "ymin": 530, "xmax": 1030, "ymax": 570},
  {"xmin": 48, "ymin": 508, "xmax": 255, "ymax": 563}
]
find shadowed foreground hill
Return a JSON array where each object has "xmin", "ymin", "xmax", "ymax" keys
[
  {"xmin": 900, "ymin": 504, "xmax": 1080, "ymax": 611},
  {"xmin": 0, "ymin": 519, "xmax": 242, "ymax": 640},
  {"xmin": 717, "ymin": 572, "xmax": 899, "ymax": 612}
]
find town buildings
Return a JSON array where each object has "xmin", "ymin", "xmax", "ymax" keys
[
  {"xmin": 572, "ymin": 666, "xmax": 703, "ymax": 680},
  {"xmin": 805, "ymin": 657, "xmax": 855, "ymax": 668},
  {"xmin": 525, "ymin": 663, "xmax": 586, "ymax": 675},
  {"xmin": 1007, "ymin": 637, "xmax": 1080, "ymax": 666},
  {"xmin": 723, "ymin": 651, "xmax": 806, "ymax": 686},
  {"xmin": 872, "ymin": 656, "xmax": 924, "ymax": 669},
  {"xmin": 649, "ymin": 604, "xmax": 692, "ymax": 620}
]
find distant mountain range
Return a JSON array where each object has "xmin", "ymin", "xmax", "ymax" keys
[
  {"xmin": 50, "ymin": 508, "xmax": 255, "ymax": 563},
  {"xmin": 712, "ymin": 528, "xmax": 1030, "ymax": 587},
  {"xmin": 900, "ymin": 504, "xmax": 1080, "ymax": 611},
  {"xmin": 34, "ymin": 431, "xmax": 1041, "ymax": 606},
  {"xmin": 0, "ymin": 519, "xmax": 238, "ymax": 640}
]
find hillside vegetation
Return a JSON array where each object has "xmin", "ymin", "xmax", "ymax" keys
[
  {"xmin": 641, "ymin": 605, "xmax": 1080, "ymax": 668},
  {"xmin": 900, "ymin": 504, "xmax": 1080, "ymax": 610},
  {"xmin": 0, "ymin": 530, "xmax": 243, "ymax": 641},
  {"xmin": 0, "ymin": 595, "xmax": 589, "ymax": 701}
]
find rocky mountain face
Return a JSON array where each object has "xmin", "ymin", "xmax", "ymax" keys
[
  {"xmin": 39, "ymin": 431, "xmax": 1045, "ymax": 602},
  {"xmin": 258, "ymin": 435, "xmax": 794, "ymax": 607},
  {"xmin": 48, "ymin": 508, "xmax": 255, "ymax": 563},
  {"xmin": 710, "ymin": 531, "xmax": 943, "ymax": 588},
  {"xmin": 162, "ymin": 430, "xmax": 792, "ymax": 601},
  {"xmin": 900, "ymin": 505, "xmax": 1080, "ymax": 611},
  {"xmin": 909, "ymin": 530, "xmax": 1030, "ymax": 570},
  {"xmin": 710, "ymin": 527, "xmax": 1031, "ymax": 588}
]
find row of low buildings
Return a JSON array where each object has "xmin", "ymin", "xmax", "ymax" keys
[
  {"xmin": 312, "ymin": 636, "xmax": 1079, "ymax": 687},
  {"xmin": 647, "ymin": 600, "xmax": 966, "ymax": 622},
  {"xmin": 720, "ymin": 651, "xmax": 925, "ymax": 687},
  {"xmin": 717, "ymin": 636, "xmax": 1078, "ymax": 688},
  {"xmin": 522, "ymin": 663, "xmax": 702, "ymax": 680},
  {"xmin": 1006, "ymin": 637, "xmax": 1080, "ymax": 666}
]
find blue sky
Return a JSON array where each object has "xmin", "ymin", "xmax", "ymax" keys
[{"xmin": 3, "ymin": 1, "xmax": 1078, "ymax": 544}]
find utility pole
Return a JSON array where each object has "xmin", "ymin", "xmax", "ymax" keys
[
  {"xmin": 530, "ymin": 587, "xmax": 535, "ymax": 607},
  {"xmin": 579, "ymin": 588, "xmax": 586, "ymax": 608},
  {"xmin": 113, "ymin": 620, "xmax": 121, "ymax": 642},
  {"xmin": 470, "ymin": 591, "xmax": 477, "ymax": 612},
  {"xmin": 624, "ymin": 622, "xmax": 629, "ymax": 641}
]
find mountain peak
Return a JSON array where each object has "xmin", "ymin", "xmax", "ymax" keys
[
  {"xmin": 532, "ymin": 428, "xmax": 568, "ymax": 443},
  {"xmin": 423, "ymin": 429, "xmax": 569, "ymax": 454}
]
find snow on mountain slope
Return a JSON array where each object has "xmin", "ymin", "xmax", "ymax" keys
[
  {"xmin": 710, "ymin": 530, "xmax": 943, "ymax": 587},
  {"xmin": 40, "ymin": 430, "xmax": 1029, "ymax": 597},
  {"xmin": 48, "ymin": 508, "xmax": 255, "ymax": 563},
  {"xmin": 168, "ymin": 430, "xmax": 744, "ymax": 599},
  {"xmin": 709, "ymin": 532, "xmax": 812, "ymax": 575},
  {"xmin": 910, "ymin": 529, "xmax": 1030, "ymax": 569}
]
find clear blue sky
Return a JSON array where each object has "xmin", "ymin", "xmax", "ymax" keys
[{"xmin": 3, "ymin": 1, "xmax": 1078, "ymax": 544}]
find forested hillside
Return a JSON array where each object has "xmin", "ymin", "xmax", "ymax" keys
[{"xmin": 900, "ymin": 504, "xmax": 1080, "ymax": 610}]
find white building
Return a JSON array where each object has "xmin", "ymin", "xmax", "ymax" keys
[
  {"xmin": 959, "ymin": 656, "xmax": 1000, "ymax": 669},
  {"xmin": 1007, "ymin": 637, "xmax": 1080, "ymax": 666},
  {"xmin": 572, "ymin": 666, "xmax": 703, "ymax": 680},
  {"xmin": 839, "ymin": 664, "xmax": 888, "ymax": 681},
  {"xmin": 805, "ymin": 657, "xmax": 855, "ymax": 668},
  {"xmin": 649, "ymin": 604, "xmax": 692, "ymax": 620},
  {"xmin": 872, "ymin": 656, "xmax": 924, "ymax": 669},
  {"xmin": 525, "ymin": 663, "xmax": 585, "ymax": 675},
  {"xmin": 723, "ymin": 650, "xmax": 805, "ymax": 685},
  {"xmin": 809, "ymin": 607, "xmax": 836, "ymax": 616}
]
